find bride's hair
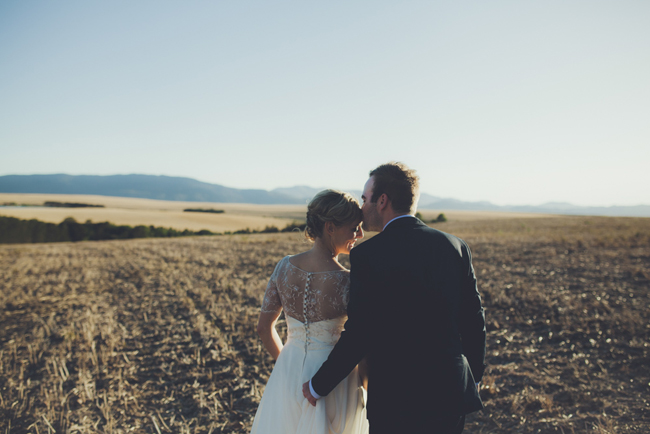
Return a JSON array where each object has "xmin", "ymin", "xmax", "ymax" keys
[{"xmin": 305, "ymin": 190, "xmax": 362, "ymax": 241}]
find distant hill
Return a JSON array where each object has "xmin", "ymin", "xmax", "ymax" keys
[
  {"xmin": 271, "ymin": 186, "xmax": 326, "ymax": 202},
  {"xmin": 270, "ymin": 188, "xmax": 442, "ymax": 208},
  {"xmin": 0, "ymin": 174, "xmax": 302, "ymax": 204},
  {"xmin": 1, "ymin": 174, "xmax": 648, "ymax": 216},
  {"xmin": 271, "ymin": 186, "xmax": 364, "ymax": 202},
  {"xmin": 418, "ymin": 198, "xmax": 650, "ymax": 217}
]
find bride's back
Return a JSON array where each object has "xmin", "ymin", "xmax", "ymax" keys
[{"xmin": 261, "ymin": 255, "xmax": 350, "ymax": 323}]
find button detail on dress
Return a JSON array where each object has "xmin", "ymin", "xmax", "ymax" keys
[{"xmin": 303, "ymin": 273, "xmax": 313, "ymax": 354}]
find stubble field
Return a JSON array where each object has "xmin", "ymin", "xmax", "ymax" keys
[{"xmin": 1, "ymin": 216, "xmax": 649, "ymax": 433}]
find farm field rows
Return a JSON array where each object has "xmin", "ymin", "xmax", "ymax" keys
[{"xmin": 1, "ymin": 216, "xmax": 649, "ymax": 433}]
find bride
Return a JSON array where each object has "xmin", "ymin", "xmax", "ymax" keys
[{"xmin": 250, "ymin": 190, "xmax": 369, "ymax": 434}]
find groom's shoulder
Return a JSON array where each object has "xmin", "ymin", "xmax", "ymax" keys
[
  {"xmin": 353, "ymin": 234, "xmax": 381, "ymax": 252},
  {"xmin": 424, "ymin": 225, "xmax": 459, "ymax": 240},
  {"xmin": 417, "ymin": 224, "xmax": 470, "ymax": 251},
  {"xmin": 413, "ymin": 221, "xmax": 452, "ymax": 239},
  {"xmin": 350, "ymin": 232, "xmax": 385, "ymax": 260}
]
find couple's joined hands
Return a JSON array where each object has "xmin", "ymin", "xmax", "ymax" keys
[{"xmin": 302, "ymin": 381, "xmax": 317, "ymax": 406}]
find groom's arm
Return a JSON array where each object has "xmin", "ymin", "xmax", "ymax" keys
[
  {"xmin": 458, "ymin": 241, "xmax": 487, "ymax": 383},
  {"xmin": 310, "ymin": 247, "xmax": 374, "ymax": 397}
]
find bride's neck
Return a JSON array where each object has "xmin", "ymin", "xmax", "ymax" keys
[{"xmin": 311, "ymin": 237, "xmax": 340, "ymax": 264}]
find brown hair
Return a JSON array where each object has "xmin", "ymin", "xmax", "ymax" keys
[
  {"xmin": 305, "ymin": 190, "xmax": 362, "ymax": 241},
  {"xmin": 369, "ymin": 162, "xmax": 420, "ymax": 214}
]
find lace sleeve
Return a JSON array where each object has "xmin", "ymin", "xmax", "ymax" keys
[{"xmin": 261, "ymin": 258, "xmax": 283, "ymax": 314}]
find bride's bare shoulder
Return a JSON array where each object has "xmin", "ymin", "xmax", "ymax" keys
[{"xmin": 288, "ymin": 251, "xmax": 347, "ymax": 273}]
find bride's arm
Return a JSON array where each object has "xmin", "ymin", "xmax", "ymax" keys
[
  {"xmin": 357, "ymin": 357, "xmax": 369, "ymax": 390},
  {"xmin": 257, "ymin": 310, "xmax": 283, "ymax": 360}
]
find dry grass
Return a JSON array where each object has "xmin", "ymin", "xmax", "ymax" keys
[
  {"xmin": 0, "ymin": 194, "xmax": 307, "ymax": 217},
  {"xmin": 452, "ymin": 217, "xmax": 650, "ymax": 433},
  {"xmin": 0, "ymin": 234, "xmax": 302, "ymax": 433},
  {"xmin": 1, "ymin": 193, "xmax": 557, "ymax": 235},
  {"xmin": 0, "ymin": 193, "xmax": 302, "ymax": 233},
  {"xmin": 1, "ymin": 216, "xmax": 649, "ymax": 433}
]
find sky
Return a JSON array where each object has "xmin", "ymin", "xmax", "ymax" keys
[{"xmin": 1, "ymin": 1, "xmax": 649, "ymax": 207}]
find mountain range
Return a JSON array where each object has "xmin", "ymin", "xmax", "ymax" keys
[
  {"xmin": 1, "ymin": 174, "xmax": 649, "ymax": 217},
  {"xmin": 0, "ymin": 174, "xmax": 303, "ymax": 204},
  {"xmin": 272, "ymin": 185, "xmax": 650, "ymax": 217}
]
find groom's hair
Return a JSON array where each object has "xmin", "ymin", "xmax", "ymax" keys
[{"xmin": 369, "ymin": 162, "xmax": 420, "ymax": 214}]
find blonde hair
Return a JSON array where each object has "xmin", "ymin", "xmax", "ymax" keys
[{"xmin": 305, "ymin": 190, "xmax": 362, "ymax": 241}]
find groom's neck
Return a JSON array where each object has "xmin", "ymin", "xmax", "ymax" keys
[{"xmin": 379, "ymin": 212, "xmax": 412, "ymax": 231}]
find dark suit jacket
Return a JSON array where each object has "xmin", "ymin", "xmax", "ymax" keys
[{"xmin": 311, "ymin": 217, "xmax": 486, "ymax": 430}]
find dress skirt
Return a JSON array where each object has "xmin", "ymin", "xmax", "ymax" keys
[{"xmin": 250, "ymin": 316, "xmax": 369, "ymax": 434}]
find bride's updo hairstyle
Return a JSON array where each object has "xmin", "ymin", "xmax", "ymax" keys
[{"xmin": 305, "ymin": 190, "xmax": 362, "ymax": 241}]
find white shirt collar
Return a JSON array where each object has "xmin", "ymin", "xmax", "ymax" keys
[{"xmin": 382, "ymin": 214, "xmax": 414, "ymax": 231}]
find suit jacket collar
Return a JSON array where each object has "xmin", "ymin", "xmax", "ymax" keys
[{"xmin": 381, "ymin": 215, "xmax": 425, "ymax": 233}]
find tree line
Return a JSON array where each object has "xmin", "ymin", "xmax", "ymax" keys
[
  {"xmin": 0, "ymin": 216, "xmax": 214, "ymax": 244},
  {"xmin": 183, "ymin": 208, "xmax": 225, "ymax": 213},
  {"xmin": 0, "ymin": 213, "xmax": 447, "ymax": 245},
  {"xmin": 0, "ymin": 216, "xmax": 308, "ymax": 244}
]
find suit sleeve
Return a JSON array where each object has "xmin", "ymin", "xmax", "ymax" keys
[
  {"xmin": 458, "ymin": 241, "xmax": 487, "ymax": 382},
  {"xmin": 311, "ymin": 247, "xmax": 373, "ymax": 397}
]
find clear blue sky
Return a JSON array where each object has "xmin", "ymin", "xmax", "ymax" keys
[{"xmin": 1, "ymin": 1, "xmax": 649, "ymax": 206}]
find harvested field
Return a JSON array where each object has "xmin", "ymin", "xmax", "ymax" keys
[
  {"xmin": 0, "ymin": 193, "xmax": 556, "ymax": 235},
  {"xmin": 1, "ymin": 216, "xmax": 649, "ymax": 433},
  {"xmin": 0, "ymin": 193, "xmax": 306, "ymax": 233}
]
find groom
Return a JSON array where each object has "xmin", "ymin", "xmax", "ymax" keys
[{"xmin": 303, "ymin": 162, "xmax": 486, "ymax": 433}]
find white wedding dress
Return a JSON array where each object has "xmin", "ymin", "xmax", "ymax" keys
[{"xmin": 250, "ymin": 256, "xmax": 369, "ymax": 434}]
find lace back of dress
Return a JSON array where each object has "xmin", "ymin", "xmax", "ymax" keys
[{"xmin": 261, "ymin": 256, "xmax": 350, "ymax": 324}]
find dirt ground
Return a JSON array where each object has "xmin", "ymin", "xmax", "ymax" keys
[{"xmin": 1, "ymin": 216, "xmax": 648, "ymax": 433}]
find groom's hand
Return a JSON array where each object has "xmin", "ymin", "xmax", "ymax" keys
[{"xmin": 302, "ymin": 381, "xmax": 317, "ymax": 406}]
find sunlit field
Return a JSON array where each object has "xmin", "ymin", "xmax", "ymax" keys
[
  {"xmin": 0, "ymin": 193, "xmax": 555, "ymax": 235},
  {"xmin": 0, "ymin": 194, "xmax": 307, "ymax": 234},
  {"xmin": 1, "ymin": 216, "xmax": 649, "ymax": 433}
]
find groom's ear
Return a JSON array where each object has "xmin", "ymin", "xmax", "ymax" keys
[{"xmin": 377, "ymin": 193, "xmax": 389, "ymax": 211}]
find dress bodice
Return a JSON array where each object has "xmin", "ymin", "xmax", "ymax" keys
[
  {"xmin": 261, "ymin": 256, "xmax": 350, "ymax": 323},
  {"xmin": 285, "ymin": 316, "xmax": 347, "ymax": 350}
]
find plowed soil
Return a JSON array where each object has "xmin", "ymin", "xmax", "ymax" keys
[{"xmin": 1, "ymin": 216, "xmax": 648, "ymax": 433}]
